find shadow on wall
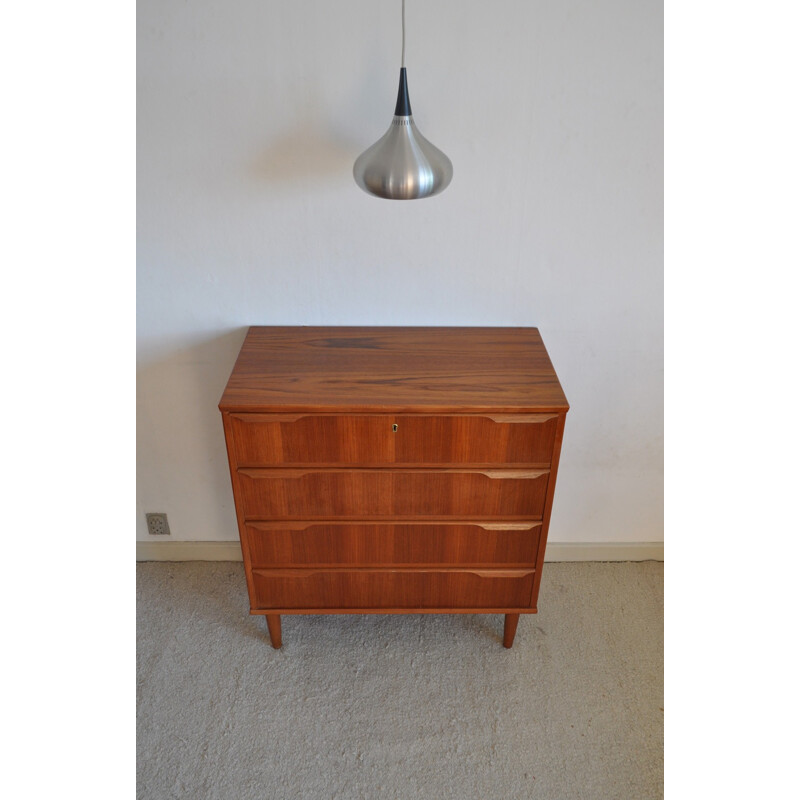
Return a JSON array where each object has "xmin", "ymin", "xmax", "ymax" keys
[
  {"xmin": 251, "ymin": 116, "xmax": 360, "ymax": 184},
  {"xmin": 248, "ymin": 50, "xmax": 391, "ymax": 186},
  {"xmin": 136, "ymin": 328, "xmax": 249, "ymax": 540}
]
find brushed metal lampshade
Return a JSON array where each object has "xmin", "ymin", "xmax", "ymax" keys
[{"xmin": 353, "ymin": 67, "xmax": 453, "ymax": 200}]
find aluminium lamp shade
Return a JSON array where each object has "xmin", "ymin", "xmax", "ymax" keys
[{"xmin": 353, "ymin": 67, "xmax": 453, "ymax": 200}]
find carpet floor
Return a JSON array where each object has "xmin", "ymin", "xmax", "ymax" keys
[{"xmin": 137, "ymin": 561, "xmax": 663, "ymax": 799}]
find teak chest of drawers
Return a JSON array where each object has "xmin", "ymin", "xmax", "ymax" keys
[{"xmin": 219, "ymin": 326, "xmax": 568, "ymax": 648}]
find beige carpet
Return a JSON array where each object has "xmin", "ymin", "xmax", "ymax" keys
[{"xmin": 137, "ymin": 561, "xmax": 663, "ymax": 799}]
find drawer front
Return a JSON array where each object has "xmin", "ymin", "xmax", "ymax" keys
[
  {"xmin": 245, "ymin": 521, "xmax": 543, "ymax": 568},
  {"xmin": 236, "ymin": 469, "xmax": 549, "ymax": 519},
  {"xmin": 230, "ymin": 414, "xmax": 392, "ymax": 465},
  {"xmin": 251, "ymin": 568, "xmax": 536, "ymax": 610},
  {"xmin": 394, "ymin": 415, "xmax": 557, "ymax": 466},
  {"xmin": 228, "ymin": 413, "xmax": 557, "ymax": 466}
]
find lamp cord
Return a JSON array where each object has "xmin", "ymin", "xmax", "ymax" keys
[{"xmin": 401, "ymin": 0, "xmax": 406, "ymax": 68}]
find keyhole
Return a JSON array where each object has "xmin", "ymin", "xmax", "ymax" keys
[{"xmin": 392, "ymin": 424, "xmax": 398, "ymax": 433}]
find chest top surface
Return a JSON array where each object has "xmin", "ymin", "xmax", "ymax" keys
[{"xmin": 219, "ymin": 326, "xmax": 568, "ymax": 414}]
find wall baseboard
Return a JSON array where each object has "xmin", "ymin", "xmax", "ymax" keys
[
  {"xmin": 545, "ymin": 542, "xmax": 663, "ymax": 561},
  {"xmin": 136, "ymin": 540, "xmax": 663, "ymax": 563}
]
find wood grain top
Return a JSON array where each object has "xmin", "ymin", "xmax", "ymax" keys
[{"xmin": 219, "ymin": 326, "xmax": 569, "ymax": 413}]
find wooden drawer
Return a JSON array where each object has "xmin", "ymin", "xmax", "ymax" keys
[
  {"xmin": 245, "ymin": 521, "xmax": 543, "ymax": 567},
  {"xmin": 251, "ymin": 568, "xmax": 536, "ymax": 610},
  {"xmin": 236, "ymin": 468, "xmax": 550, "ymax": 519},
  {"xmin": 228, "ymin": 413, "xmax": 558, "ymax": 466}
]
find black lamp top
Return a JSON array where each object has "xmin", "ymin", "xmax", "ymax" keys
[{"xmin": 394, "ymin": 67, "xmax": 412, "ymax": 117}]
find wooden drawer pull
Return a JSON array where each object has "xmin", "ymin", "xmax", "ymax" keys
[
  {"xmin": 231, "ymin": 413, "xmax": 309, "ymax": 423},
  {"xmin": 233, "ymin": 413, "xmax": 558, "ymax": 423},
  {"xmin": 480, "ymin": 470, "xmax": 548, "ymax": 479},
  {"xmin": 484, "ymin": 414, "xmax": 559, "ymax": 423},
  {"xmin": 239, "ymin": 469, "xmax": 311, "ymax": 478},
  {"xmin": 469, "ymin": 570, "xmax": 536, "ymax": 579},
  {"xmin": 256, "ymin": 569, "xmax": 535, "ymax": 579},
  {"xmin": 248, "ymin": 521, "xmax": 542, "ymax": 531},
  {"xmin": 476, "ymin": 522, "xmax": 542, "ymax": 531},
  {"xmin": 239, "ymin": 469, "xmax": 548, "ymax": 479}
]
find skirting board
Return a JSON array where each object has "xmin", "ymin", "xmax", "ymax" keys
[{"xmin": 136, "ymin": 541, "xmax": 663, "ymax": 563}]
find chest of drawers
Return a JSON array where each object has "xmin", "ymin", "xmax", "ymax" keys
[{"xmin": 219, "ymin": 326, "xmax": 568, "ymax": 648}]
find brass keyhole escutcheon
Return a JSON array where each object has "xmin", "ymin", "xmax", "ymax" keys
[{"xmin": 392, "ymin": 424, "xmax": 398, "ymax": 433}]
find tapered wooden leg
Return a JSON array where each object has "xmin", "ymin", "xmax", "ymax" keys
[
  {"xmin": 503, "ymin": 613, "xmax": 520, "ymax": 648},
  {"xmin": 266, "ymin": 614, "xmax": 282, "ymax": 649}
]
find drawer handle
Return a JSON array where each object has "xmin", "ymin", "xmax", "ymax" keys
[
  {"xmin": 239, "ymin": 468, "xmax": 549, "ymax": 479},
  {"xmin": 255, "ymin": 568, "xmax": 535, "ymax": 579},
  {"xmin": 484, "ymin": 414, "xmax": 559, "ymax": 424},
  {"xmin": 239, "ymin": 469, "xmax": 311, "ymax": 478},
  {"xmin": 469, "ymin": 570, "xmax": 536, "ymax": 579},
  {"xmin": 476, "ymin": 522, "xmax": 542, "ymax": 531},
  {"xmin": 248, "ymin": 521, "xmax": 541, "ymax": 532},
  {"xmin": 481, "ymin": 470, "xmax": 548, "ymax": 480},
  {"xmin": 231, "ymin": 413, "xmax": 309, "ymax": 423}
]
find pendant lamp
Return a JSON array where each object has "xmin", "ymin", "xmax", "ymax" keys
[{"xmin": 353, "ymin": 0, "xmax": 453, "ymax": 199}]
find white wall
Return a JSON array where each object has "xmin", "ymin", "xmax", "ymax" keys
[{"xmin": 137, "ymin": 0, "xmax": 663, "ymax": 544}]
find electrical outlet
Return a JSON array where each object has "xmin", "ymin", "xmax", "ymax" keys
[{"xmin": 146, "ymin": 513, "xmax": 171, "ymax": 536}]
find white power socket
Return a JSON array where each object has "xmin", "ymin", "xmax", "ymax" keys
[{"xmin": 146, "ymin": 513, "xmax": 170, "ymax": 536}]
